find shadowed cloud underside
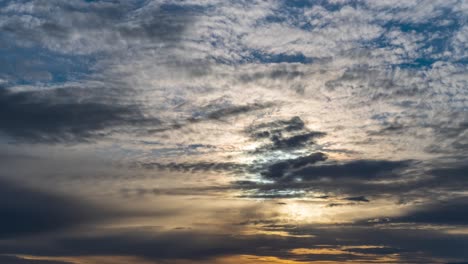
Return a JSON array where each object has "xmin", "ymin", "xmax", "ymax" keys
[{"xmin": 0, "ymin": 0, "xmax": 467, "ymax": 263}]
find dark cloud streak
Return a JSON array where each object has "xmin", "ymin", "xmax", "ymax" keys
[
  {"xmin": 0, "ymin": 88, "xmax": 160, "ymax": 143},
  {"xmin": 0, "ymin": 177, "xmax": 109, "ymax": 238}
]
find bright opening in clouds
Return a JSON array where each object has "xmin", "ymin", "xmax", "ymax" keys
[{"xmin": 0, "ymin": 0, "xmax": 467, "ymax": 263}]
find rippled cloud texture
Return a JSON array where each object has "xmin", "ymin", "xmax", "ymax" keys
[{"xmin": 1, "ymin": 0, "xmax": 467, "ymax": 263}]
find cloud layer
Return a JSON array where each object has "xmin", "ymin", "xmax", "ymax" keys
[{"xmin": 0, "ymin": 0, "xmax": 467, "ymax": 263}]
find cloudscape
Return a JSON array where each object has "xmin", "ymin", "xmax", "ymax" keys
[{"xmin": 0, "ymin": 0, "xmax": 467, "ymax": 263}]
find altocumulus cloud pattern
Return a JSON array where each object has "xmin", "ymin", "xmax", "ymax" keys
[{"xmin": 0, "ymin": 0, "xmax": 467, "ymax": 263}]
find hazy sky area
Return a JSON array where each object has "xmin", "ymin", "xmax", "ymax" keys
[{"xmin": 0, "ymin": 0, "xmax": 467, "ymax": 263}]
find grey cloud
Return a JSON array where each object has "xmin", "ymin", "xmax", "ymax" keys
[
  {"xmin": 0, "ymin": 255, "xmax": 69, "ymax": 264},
  {"xmin": 294, "ymin": 159, "xmax": 412, "ymax": 181},
  {"xmin": 121, "ymin": 185, "xmax": 234, "ymax": 198},
  {"xmin": 0, "ymin": 231, "xmax": 283, "ymax": 261},
  {"xmin": 0, "ymin": 177, "xmax": 110, "ymax": 238},
  {"xmin": 343, "ymin": 196, "xmax": 370, "ymax": 202},
  {"xmin": 270, "ymin": 131, "xmax": 326, "ymax": 150},
  {"xmin": 283, "ymin": 224, "xmax": 468, "ymax": 261},
  {"xmin": 139, "ymin": 152, "xmax": 328, "ymax": 192},
  {"xmin": 247, "ymin": 116, "xmax": 326, "ymax": 152},
  {"xmin": 148, "ymin": 102, "xmax": 277, "ymax": 134},
  {"xmin": 430, "ymin": 164, "xmax": 468, "ymax": 178},
  {"xmin": 0, "ymin": 1, "xmax": 194, "ymax": 54},
  {"xmin": 117, "ymin": 11, "xmax": 192, "ymax": 43},
  {"xmin": 238, "ymin": 67, "xmax": 305, "ymax": 83},
  {"xmin": 260, "ymin": 152, "xmax": 328, "ymax": 180},
  {"xmin": 1, "ymin": 225, "xmax": 467, "ymax": 263},
  {"xmin": 345, "ymin": 246, "xmax": 403, "ymax": 255},
  {"xmin": 327, "ymin": 202, "xmax": 356, "ymax": 207},
  {"xmin": 1, "ymin": 1, "xmax": 467, "ymax": 263},
  {"xmin": 228, "ymin": 159, "xmax": 425, "ymax": 200},
  {"xmin": 0, "ymin": 88, "xmax": 160, "ymax": 143},
  {"xmin": 143, "ymin": 127, "xmax": 461, "ymax": 201},
  {"xmin": 237, "ymin": 192, "xmax": 306, "ymax": 199},
  {"xmin": 367, "ymin": 122, "xmax": 407, "ymax": 136},
  {"xmin": 411, "ymin": 162, "xmax": 468, "ymax": 191},
  {"xmin": 138, "ymin": 161, "xmax": 248, "ymax": 174},
  {"xmin": 391, "ymin": 197, "xmax": 468, "ymax": 225},
  {"xmin": 246, "ymin": 116, "xmax": 307, "ymax": 138},
  {"xmin": 192, "ymin": 102, "xmax": 276, "ymax": 121}
]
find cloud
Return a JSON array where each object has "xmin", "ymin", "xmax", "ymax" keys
[
  {"xmin": 260, "ymin": 152, "xmax": 328, "ymax": 180},
  {"xmin": 0, "ymin": 177, "xmax": 109, "ymax": 238},
  {"xmin": 270, "ymin": 131, "xmax": 326, "ymax": 150},
  {"xmin": 0, "ymin": 88, "xmax": 160, "ymax": 142},
  {"xmin": 1, "ymin": 224, "xmax": 467, "ymax": 263},
  {"xmin": 294, "ymin": 160, "xmax": 411, "ymax": 181},
  {"xmin": 0, "ymin": 255, "xmax": 70, "ymax": 264},
  {"xmin": 246, "ymin": 116, "xmax": 307, "ymax": 139},
  {"xmin": 391, "ymin": 197, "xmax": 468, "ymax": 225},
  {"xmin": 343, "ymin": 196, "xmax": 370, "ymax": 202},
  {"xmin": 147, "ymin": 102, "xmax": 277, "ymax": 134},
  {"xmin": 430, "ymin": 164, "xmax": 468, "ymax": 178},
  {"xmin": 0, "ymin": 1, "xmax": 194, "ymax": 55},
  {"xmin": 0, "ymin": 230, "xmax": 279, "ymax": 261},
  {"xmin": 200, "ymin": 102, "xmax": 275, "ymax": 120},
  {"xmin": 139, "ymin": 161, "xmax": 247, "ymax": 174},
  {"xmin": 246, "ymin": 116, "xmax": 326, "ymax": 152},
  {"xmin": 0, "ymin": 1, "xmax": 468, "ymax": 263}
]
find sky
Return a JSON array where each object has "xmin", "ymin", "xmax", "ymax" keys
[{"xmin": 0, "ymin": 0, "xmax": 467, "ymax": 263}]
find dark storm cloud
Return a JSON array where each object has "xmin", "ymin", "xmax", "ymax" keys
[
  {"xmin": 0, "ymin": 177, "xmax": 110, "ymax": 238},
  {"xmin": 0, "ymin": 88, "xmax": 160, "ymax": 142}
]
